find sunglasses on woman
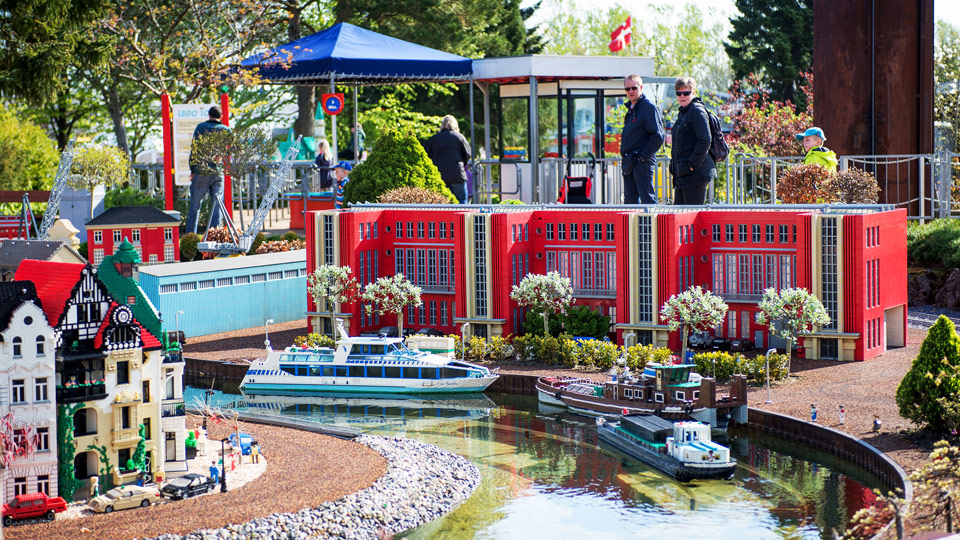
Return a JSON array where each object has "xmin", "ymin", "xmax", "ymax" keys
[{"xmin": 676, "ymin": 90, "xmax": 692, "ymax": 97}]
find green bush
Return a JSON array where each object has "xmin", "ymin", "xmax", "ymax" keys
[
  {"xmin": 907, "ymin": 219, "xmax": 960, "ymax": 269},
  {"xmin": 282, "ymin": 231, "xmax": 302, "ymax": 242},
  {"xmin": 466, "ymin": 335, "xmax": 488, "ymax": 362},
  {"xmin": 77, "ymin": 241, "xmax": 88, "ymax": 259},
  {"xmin": 742, "ymin": 352, "xmax": 789, "ymax": 383},
  {"xmin": 293, "ymin": 333, "xmax": 336, "ymax": 349},
  {"xmin": 0, "ymin": 105, "xmax": 59, "ymax": 192},
  {"xmin": 896, "ymin": 315, "xmax": 960, "ymax": 432},
  {"xmin": 622, "ymin": 344, "xmax": 673, "ymax": 372},
  {"xmin": 487, "ymin": 336, "xmax": 512, "ymax": 361},
  {"xmin": 180, "ymin": 233, "xmax": 200, "ymax": 262},
  {"xmin": 574, "ymin": 339, "xmax": 621, "ymax": 371},
  {"xmin": 523, "ymin": 305, "xmax": 610, "ymax": 339},
  {"xmin": 105, "ymin": 186, "xmax": 164, "ymax": 210},
  {"xmin": 693, "ymin": 352, "xmax": 747, "ymax": 382},
  {"xmin": 248, "ymin": 232, "xmax": 266, "ymax": 255},
  {"xmin": 342, "ymin": 129, "xmax": 456, "ymax": 205}
]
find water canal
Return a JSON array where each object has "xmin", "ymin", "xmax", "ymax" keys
[{"xmin": 191, "ymin": 389, "xmax": 885, "ymax": 540}]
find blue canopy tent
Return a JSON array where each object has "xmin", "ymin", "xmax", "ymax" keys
[{"xmin": 239, "ymin": 22, "xmax": 475, "ymax": 161}]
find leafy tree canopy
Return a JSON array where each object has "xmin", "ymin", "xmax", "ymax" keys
[
  {"xmin": 725, "ymin": 0, "xmax": 812, "ymax": 107},
  {"xmin": 0, "ymin": 104, "xmax": 60, "ymax": 191}
]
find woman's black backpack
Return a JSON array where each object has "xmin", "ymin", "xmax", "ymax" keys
[{"xmin": 707, "ymin": 110, "xmax": 729, "ymax": 163}]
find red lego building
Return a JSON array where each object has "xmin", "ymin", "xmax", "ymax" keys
[
  {"xmin": 305, "ymin": 205, "xmax": 907, "ymax": 361},
  {"xmin": 85, "ymin": 206, "xmax": 180, "ymax": 266}
]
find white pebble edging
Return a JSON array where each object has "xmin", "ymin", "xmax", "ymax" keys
[{"xmin": 146, "ymin": 435, "xmax": 481, "ymax": 540}]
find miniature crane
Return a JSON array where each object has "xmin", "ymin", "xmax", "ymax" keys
[
  {"xmin": 19, "ymin": 141, "xmax": 75, "ymax": 240},
  {"xmin": 197, "ymin": 136, "xmax": 302, "ymax": 257}
]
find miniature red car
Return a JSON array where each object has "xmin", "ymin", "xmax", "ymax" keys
[{"xmin": 2, "ymin": 492, "xmax": 68, "ymax": 525}]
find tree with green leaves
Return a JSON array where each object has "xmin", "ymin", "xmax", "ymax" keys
[
  {"xmin": 511, "ymin": 272, "xmax": 574, "ymax": 336},
  {"xmin": 307, "ymin": 265, "xmax": 359, "ymax": 338},
  {"xmin": 0, "ymin": 0, "xmax": 111, "ymax": 106},
  {"xmin": 343, "ymin": 129, "xmax": 455, "ymax": 205},
  {"xmin": 188, "ymin": 127, "xmax": 278, "ymax": 179},
  {"xmin": 896, "ymin": 315, "xmax": 960, "ymax": 432},
  {"xmin": 361, "ymin": 274, "xmax": 422, "ymax": 337},
  {"xmin": 0, "ymin": 104, "xmax": 60, "ymax": 192},
  {"xmin": 660, "ymin": 286, "xmax": 729, "ymax": 364},
  {"xmin": 725, "ymin": 0, "xmax": 813, "ymax": 107},
  {"xmin": 67, "ymin": 145, "xmax": 130, "ymax": 218},
  {"xmin": 756, "ymin": 287, "xmax": 830, "ymax": 373}
]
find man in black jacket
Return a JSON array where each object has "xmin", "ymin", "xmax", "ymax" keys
[
  {"xmin": 620, "ymin": 75, "xmax": 665, "ymax": 204},
  {"xmin": 425, "ymin": 115, "xmax": 471, "ymax": 203},
  {"xmin": 187, "ymin": 106, "xmax": 231, "ymax": 233}
]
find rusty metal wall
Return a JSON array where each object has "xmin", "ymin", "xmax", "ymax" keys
[{"xmin": 813, "ymin": 0, "xmax": 934, "ymax": 214}]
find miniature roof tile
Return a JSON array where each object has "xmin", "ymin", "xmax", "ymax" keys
[
  {"xmin": 113, "ymin": 240, "xmax": 141, "ymax": 265},
  {"xmin": 0, "ymin": 239, "xmax": 85, "ymax": 268},
  {"xmin": 0, "ymin": 281, "xmax": 41, "ymax": 332},
  {"xmin": 13, "ymin": 260, "xmax": 85, "ymax": 327},
  {"xmin": 98, "ymin": 251, "xmax": 162, "ymax": 343},
  {"xmin": 85, "ymin": 206, "xmax": 180, "ymax": 227}
]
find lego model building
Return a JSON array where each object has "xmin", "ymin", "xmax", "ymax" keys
[
  {"xmin": 14, "ymin": 249, "xmax": 186, "ymax": 500},
  {"xmin": 85, "ymin": 206, "xmax": 181, "ymax": 266},
  {"xmin": 305, "ymin": 205, "xmax": 907, "ymax": 361}
]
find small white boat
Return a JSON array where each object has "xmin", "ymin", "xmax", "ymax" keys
[
  {"xmin": 596, "ymin": 415, "xmax": 737, "ymax": 482},
  {"xmin": 240, "ymin": 320, "xmax": 498, "ymax": 395}
]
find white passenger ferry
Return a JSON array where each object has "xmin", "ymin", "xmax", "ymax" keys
[{"xmin": 240, "ymin": 321, "xmax": 498, "ymax": 395}]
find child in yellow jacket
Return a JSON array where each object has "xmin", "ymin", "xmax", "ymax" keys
[{"xmin": 795, "ymin": 127, "xmax": 838, "ymax": 172}]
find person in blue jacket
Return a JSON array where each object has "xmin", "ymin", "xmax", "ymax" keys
[{"xmin": 620, "ymin": 74, "xmax": 665, "ymax": 204}]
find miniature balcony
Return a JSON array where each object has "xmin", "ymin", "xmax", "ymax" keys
[
  {"xmin": 419, "ymin": 284, "xmax": 455, "ymax": 294},
  {"xmin": 57, "ymin": 383, "xmax": 108, "ymax": 403},
  {"xmin": 572, "ymin": 288, "xmax": 617, "ymax": 299},
  {"xmin": 717, "ymin": 292, "xmax": 763, "ymax": 303},
  {"xmin": 163, "ymin": 350, "xmax": 184, "ymax": 363},
  {"xmin": 112, "ymin": 426, "xmax": 140, "ymax": 445},
  {"xmin": 161, "ymin": 402, "xmax": 186, "ymax": 418}
]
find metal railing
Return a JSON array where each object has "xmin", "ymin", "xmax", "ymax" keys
[{"xmin": 471, "ymin": 160, "xmax": 522, "ymax": 204}]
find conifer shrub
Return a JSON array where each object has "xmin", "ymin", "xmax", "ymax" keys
[
  {"xmin": 342, "ymin": 129, "xmax": 456, "ymax": 205},
  {"xmin": 896, "ymin": 315, "xmax": 960, "ymax": 432}
]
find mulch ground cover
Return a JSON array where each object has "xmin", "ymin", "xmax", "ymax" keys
[{"xmin": 6, "ymin": 420, "xmax": 386, "ymax": 540}]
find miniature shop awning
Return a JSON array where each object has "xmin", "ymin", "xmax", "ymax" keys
[{"xmin": 238, "ymin": 22, "xmax": 473, "ymax": 86}]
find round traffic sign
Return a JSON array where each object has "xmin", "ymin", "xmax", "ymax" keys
[{"xmin": 322, "ymin": 93, "xmax": 345, "ymax": 116}]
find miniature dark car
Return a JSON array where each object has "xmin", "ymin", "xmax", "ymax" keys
[
  {"xmin": 688, "ymin": 331, "xmax": 712, "ymax": 349},
  {"xmin": 378, "ymin": 326, "xmax": 415, "ymax": 338},
  {"xmin": 413, "ymin": 327, "xmax": 445, "ymax": 337},
  {"xmin": 160, "ymin": 473, "xmax": 216, "ymax": 500},
  {"xmin": 2, "ymin": 492, "xmax": 67, "ymax": 525},
  {"xmin": 710, "ymin": 338, "xmax": 730, "ymax": 351},
  {"xmin": 729, "ymin": 339, "xmax": 755, "ymax": 352}
]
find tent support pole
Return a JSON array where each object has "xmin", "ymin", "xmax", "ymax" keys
[
  {"xmin": 469, "ymin": 74, "xmax": 475, "ymax": 203},
  {"xmin": 529, "ymin": 76, "xmax": 539, "ymax": 203},
  {"xmin": 330, "ymin": 74, "xmax": 338, "ymax": 161},
  {"xmin": 481, "ymin": 82, "xmax": 491, "ymax": 203},
  {"xmin": 353, "ymin": 87, "xmax": 360, "ymax": 163}
]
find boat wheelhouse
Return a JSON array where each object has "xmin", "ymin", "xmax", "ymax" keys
[{"xmin": 240, "ymin": 322, "xmax": 498, "ymax": 395}]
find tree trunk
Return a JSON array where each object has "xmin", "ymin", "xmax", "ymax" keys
[
  {"xmin": 294, "ymin": 86, "xmax": 316, "ymax": 139},
  {"xmin": 543, "ymin": 311, "xmax": 549, "ymax": 336},
  {"xmin": 786, "ymin": 337, "xmax": 794, "ymax": 375},
  {"xmin": 397, "ymin": 312, "xmax": 404, "ymax": 338},
  {"xmin": 104, "ymin": 78, "xmax": 130, "ymax": 158},
  {"xmin": 680, "ymin": 325, "xmax": 689, "ymax": 365}
]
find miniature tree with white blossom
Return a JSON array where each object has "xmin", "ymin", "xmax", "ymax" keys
[
  {"xmin": 510, "ymin": 272, "xmax": 574, "ymax": 336},
  {"xmin": 660, "ymin": 286, "xmax": 729, "ymax": 363},
  {"xmin": 756, "ymin": 287, "xmax": 831, "ymax": 373},
  {"xmin": 361, "ymin": 274, "xmax": 422, "ymax": 337},
  {"xmin": 307, "ymin": 265, "xmax": 359, "ymax": 339},
  {"xmin": 0, "ymin": 412, "xmax": 38, "ymax": 539}
]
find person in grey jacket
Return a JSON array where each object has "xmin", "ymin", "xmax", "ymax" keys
[
  {"xmin": 670, "ymin": 77, "xmax": 716, "ymax": 205},
  {"xmin": 424, "ymin": 115, "xmax": 471, "ymax": 203},
  {"xmin": 187, "ymin": 106, "xmax": 231, "ymax": 233}
]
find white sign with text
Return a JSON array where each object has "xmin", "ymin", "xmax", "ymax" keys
[{"xmin": 172, "ymin": 104, "xmax": 217, "ymax": 186}]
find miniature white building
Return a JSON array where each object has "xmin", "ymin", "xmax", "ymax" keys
[{"xmin": 0, "ymin": 282, "xmax": 59, "ymax": 502}]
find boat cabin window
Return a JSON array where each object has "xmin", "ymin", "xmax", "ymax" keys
[
  {"xmin": 674, "ymin": 391, "xmax": 685, "ymax": 401},
  {"xmin": 367, "ymin": 366, "xmax": 384, "ymax": 378},
  {"xmin": 310, "ymin": 367, "xmax": 322, "ymax": 376},
  {"xmin": 624, "ymin": 389, "xmax": 633, "ymax": 398},
  {"xmin": 323, "ymin": 366, "xmax": 335, "ymax": 377},
  {"xmin": 335, "ymin": 366, "xmax": 348, "ymax": 377},
  {"xmin": 654, "ymin": 392, "xmax": 664, "ymax": 403},
  {"xmin": 440, "ymin": 367, "xmax": 468, "ymax": 379},
  {"xmin": 692, "ymin": 390, "xmax": 700, "ymax": 400},
  {"xmin": 422, "ymin": 368, "xmax": 438, "ymax": 379},
  {"xmin": 280, "ymin": 365, "xmax": 296, "ymax": 375},
  {"xmin": 349, "ymin": 366, "xmax": 365, "ymax": 378},
  {"xmin": 403, "ymin": 367, "xmax": 419, "ymax": 379},
  {"xmin": 385, "ymin": 366, "xmax": 402, "ymax": 378}
]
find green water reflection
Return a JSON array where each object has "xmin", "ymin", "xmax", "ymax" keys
[{"xmin": 202, "ymin": 389, "xmax": 881, "ymax": 540}]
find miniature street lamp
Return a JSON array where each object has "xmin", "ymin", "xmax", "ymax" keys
[
  {"xmin": 220, "ymin": 438, "xmax": 229, "ymax": 493},
  {"xmin": 764, "ymin": 348, "xmax": 776, "ymax": 404},
  {"xmin": 175, "ymin": 310, "xmax": 184, "ymax": 347},
  {"xmin": 461, "ymin": 323, "xmax": 469, "ymax": 364},
  {"xmin": 264, "ymin": 319, "xmax": 275, "ymax": 350}
]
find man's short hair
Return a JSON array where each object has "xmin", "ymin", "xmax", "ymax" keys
[
  {"xmin": 625, "ymin": 74, "xmax": 643, "ymax": 86},
  {"xmin": 208, "ymin": 106, "xmax": 222, "ymax": 119},
  {"xmin": 674, "ymin": 77, "xmax": 697, "ymax": 92}
]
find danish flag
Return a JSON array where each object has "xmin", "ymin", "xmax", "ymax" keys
[{"xmin": 609, "ymin": 17, "xmax": 632, "ymax": 53}]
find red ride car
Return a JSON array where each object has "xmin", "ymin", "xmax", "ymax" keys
[{"xmin": 2, "ymin": 492, "xmax": 68, "ymax": 525}]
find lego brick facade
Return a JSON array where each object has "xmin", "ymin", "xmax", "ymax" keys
[{"xmin": 306, "ymin": 206, "xmax": 907, "ymax": 361}]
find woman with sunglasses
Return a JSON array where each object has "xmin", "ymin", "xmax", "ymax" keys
[{"xmin": 670, "ymin": 77, "xmax": 716, "ymax": 205}]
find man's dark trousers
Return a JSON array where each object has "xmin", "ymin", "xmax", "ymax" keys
[{"xmin": 624, "ymin": 161, "xmax": 657, "ymax": 204}]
